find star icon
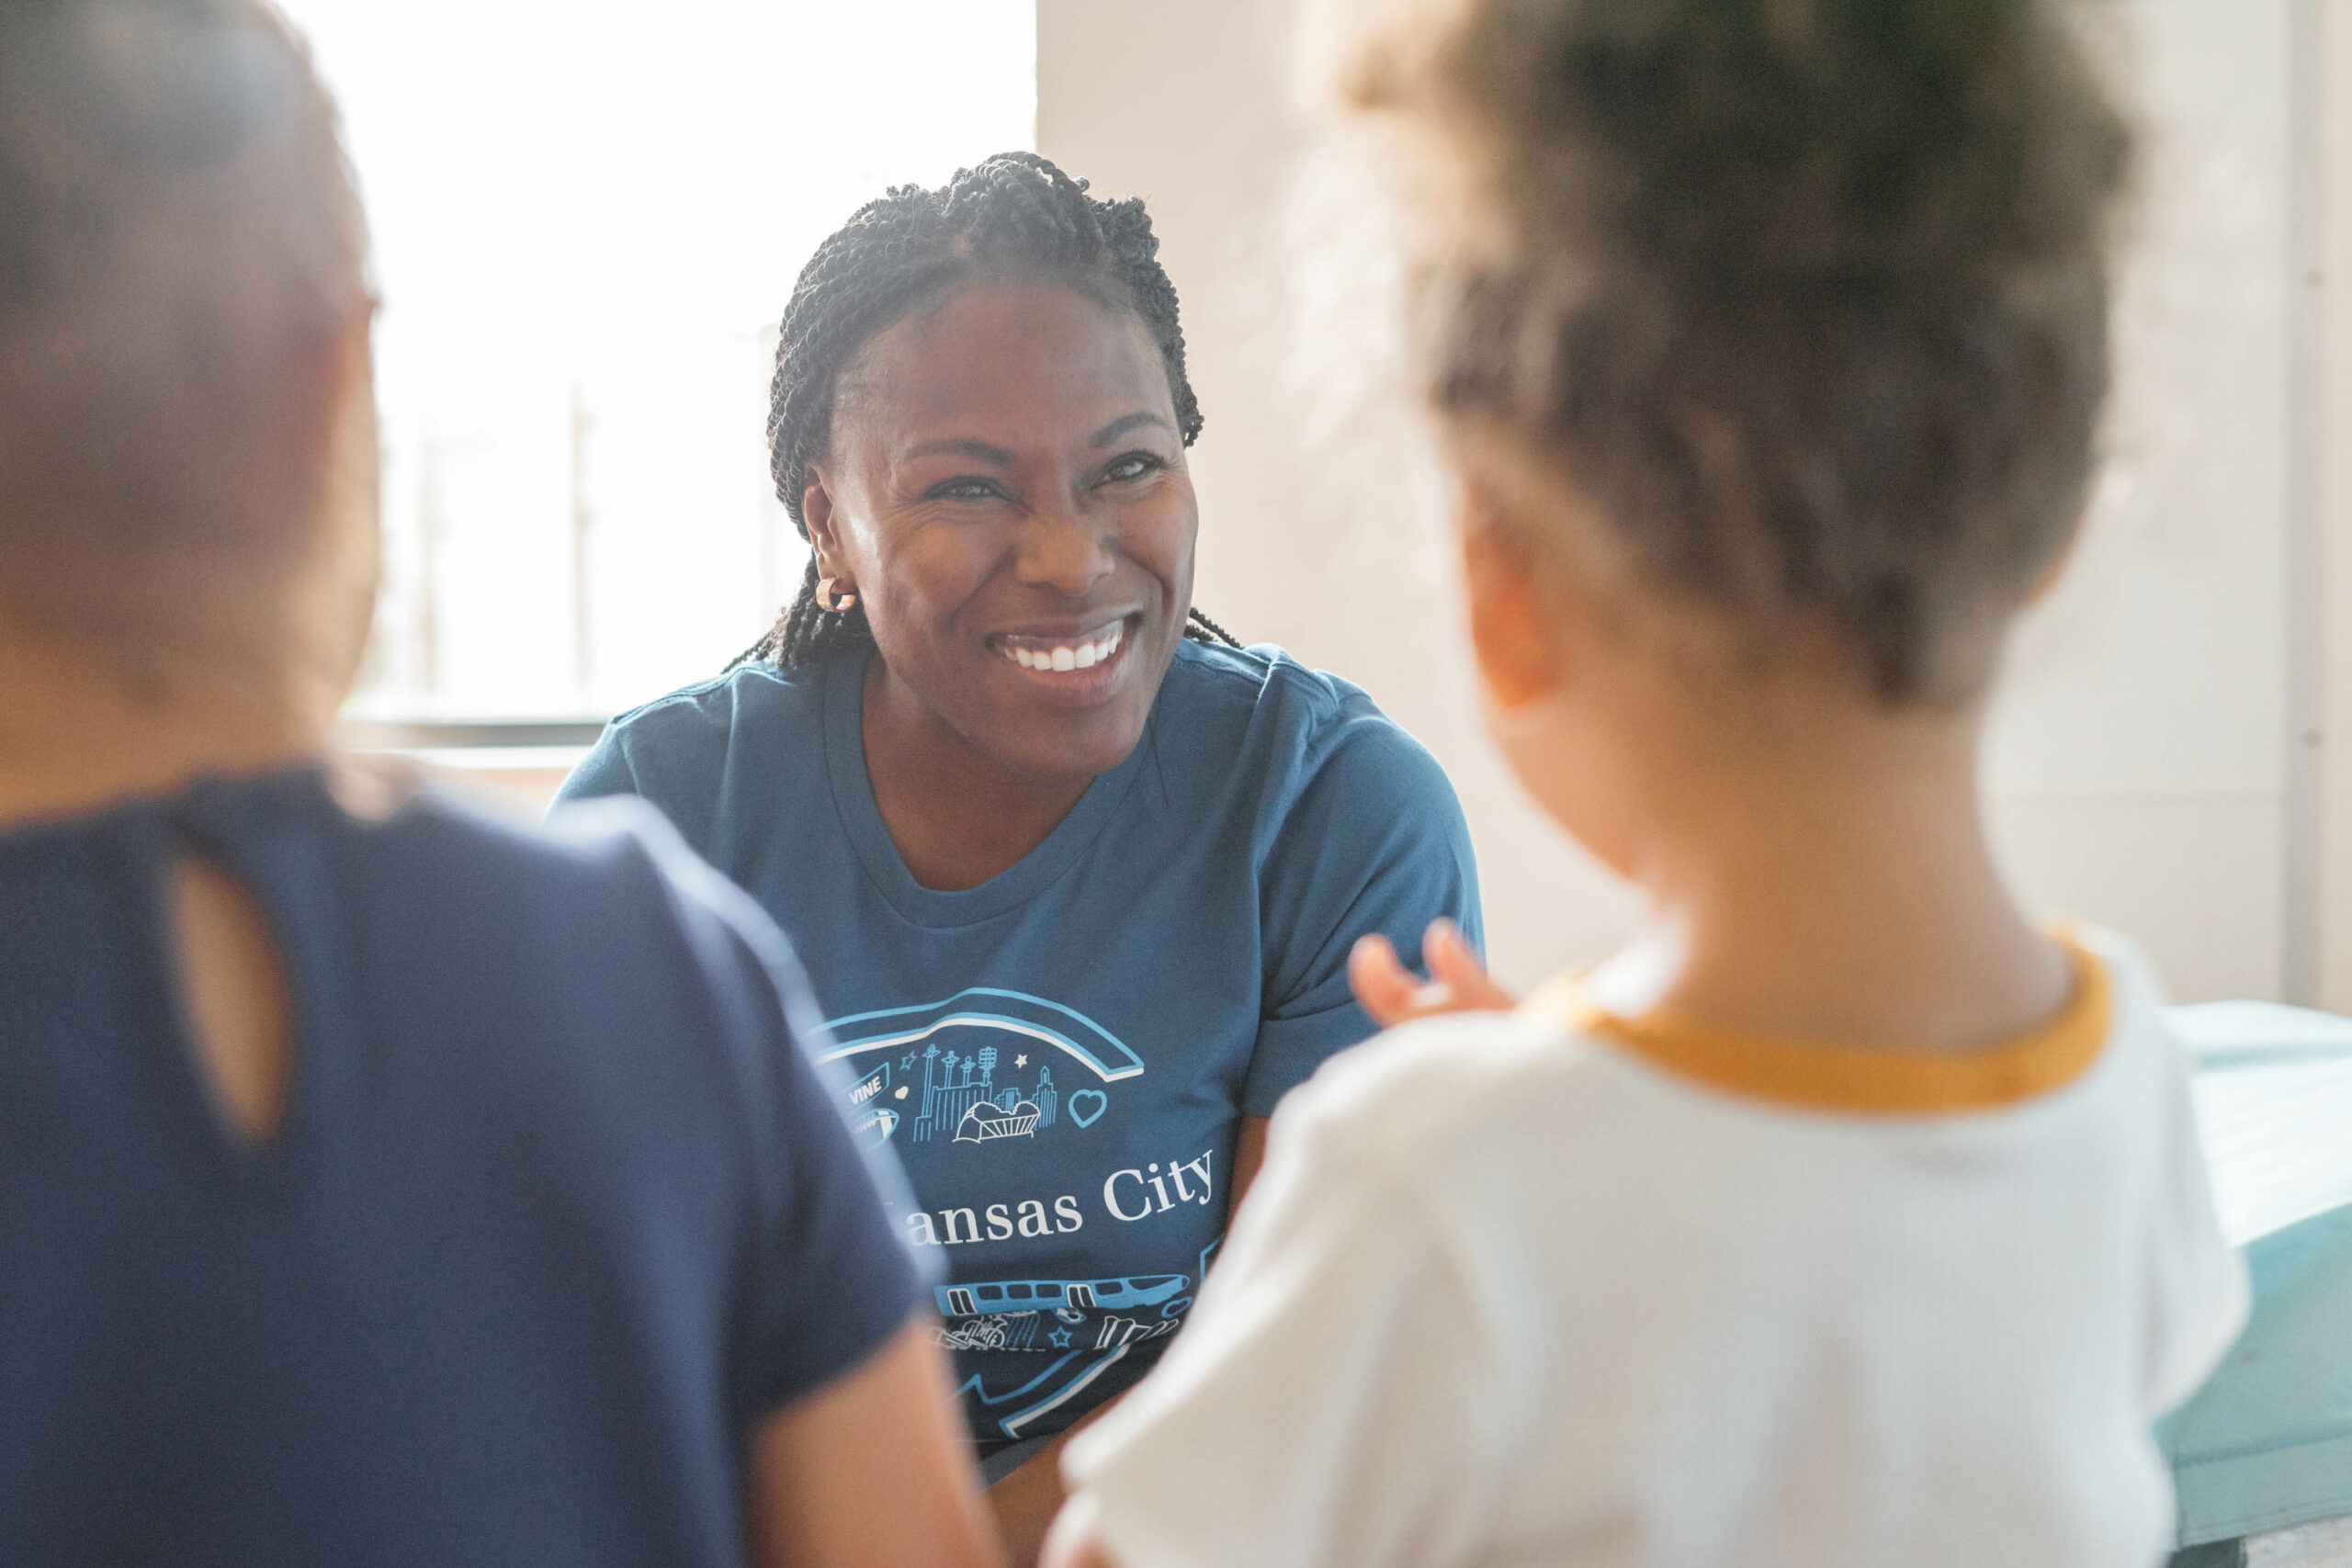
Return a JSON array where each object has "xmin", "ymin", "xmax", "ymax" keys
[
  {"xmin": 1049, "ymin": 1328, "xmax": 1073, "ymax": 1348},
  {"xmin": 1014, "ymin": 1054, "xmax": 1029, "ymax": 1068},
  {"xmin": 900, "ymin": 1053, "xmax": 917, "ymax": 1070}
]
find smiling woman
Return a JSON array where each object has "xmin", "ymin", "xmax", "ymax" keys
[
  {"xmin": 806, "ymin": 276, "xmax": 1204, "ymax": 821},
  {"xmin": 555, "ymin": 153, "xmax": 1483, "ymax": 1563}
]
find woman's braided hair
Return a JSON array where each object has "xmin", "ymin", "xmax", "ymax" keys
[{"xmin": 731, "ymin": 151, "xmax": 1238, "ymax": 671}]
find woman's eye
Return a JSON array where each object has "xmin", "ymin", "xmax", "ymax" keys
[
  {"xmin": 928, "ymin": 478, "xmax": 1001, "ymax": 502},
  {"xmin": 1102, "ymin": 453, "xmax": 1164, "ymax": 484}
]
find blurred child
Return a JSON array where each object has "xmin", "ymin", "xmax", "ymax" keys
[
  {"xmin": 1046, "ymin": 2, "xmax": 2246, "ymax": 1564},
  {"xmin": 0, "ymin": 4, "xmax": 996, "ymax": 1563}
]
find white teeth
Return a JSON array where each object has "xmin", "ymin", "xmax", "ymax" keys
[{"xmin": 998, "ymin": 622, "xmax": 1125, "ymax": 673}]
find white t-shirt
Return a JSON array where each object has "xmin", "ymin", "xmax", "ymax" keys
[{"xmin": 1064, "ymin": 927, "xmax": 2249, "ymax": 1568}]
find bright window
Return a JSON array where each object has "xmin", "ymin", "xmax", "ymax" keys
[{"xmin": 280, "ymin": 0, "xmax": 1037, "ymax": 721}]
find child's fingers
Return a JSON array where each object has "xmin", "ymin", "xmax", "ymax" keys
[
  {"xmin": 1355, "ymin": 925, "xmax": 1516, "ymax": 1029},
  {"xmin": 1424, "ymin": 919, "xmax": 1517, "ymax": 1011},
  {"xmin": 1350, "ymin": 933, "xmax": 1420, "ymax": 1027}
]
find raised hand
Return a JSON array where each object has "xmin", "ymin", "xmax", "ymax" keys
[{"xmin": 1348, "ymin": 918, "xmax": 1516, "ymax": 1029}]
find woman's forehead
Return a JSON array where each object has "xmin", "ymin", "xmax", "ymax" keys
[{"xmin": 835, "ymin": 277, "xmax": 1174, "ymax": 453}]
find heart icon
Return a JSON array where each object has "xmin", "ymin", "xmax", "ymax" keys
[{"xmin": 1067, "ymin": 1089, "xmax": 1109, "ymax": 1128}]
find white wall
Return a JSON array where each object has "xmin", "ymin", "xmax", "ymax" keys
[
  {"xmin": 1040, "ymin": 0, "xmax": 2325, "ymax": 1004},
  {"xmin": 1983, "ymin": 2, "xmax": 2296, "ymax": 1005}
]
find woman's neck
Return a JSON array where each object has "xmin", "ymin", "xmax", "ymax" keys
[
  {"xmin": 860, "ymin": 656, "xmax": 1098, "ymax": 892},
  {"xmin": 0, "ymin": 622, "xmax": 328, "ymax": 832}
]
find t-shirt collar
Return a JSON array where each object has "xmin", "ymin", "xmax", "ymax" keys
[
  {"xmin": 820, "ymin": 649, "xmax": 1150, "ymax": 930},
  {"xmin": 1521, "ymin": 931, "xmax": 2114, "ymax": 1116}
]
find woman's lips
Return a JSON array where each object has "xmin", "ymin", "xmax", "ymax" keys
[
  {"xmin": 985, "ymin": 616, "xmax": 1138, "ymax": 705},
  {"xmin": 992, "ymin": 618, "xmax": 1126, "ymax": 673}
]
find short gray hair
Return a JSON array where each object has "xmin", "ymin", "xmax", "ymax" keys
[{"xmin": 0, "ymin": 0, "xmax": 366, "ymax": 645}]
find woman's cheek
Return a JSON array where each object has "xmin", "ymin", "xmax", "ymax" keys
[
  {"xmin": 1125, "ymin": 491, "xmax": 1196, "ymax": 593},
  {"xmin": 889, "ymin": 532, "xmax": 992, "ymax": 645}
]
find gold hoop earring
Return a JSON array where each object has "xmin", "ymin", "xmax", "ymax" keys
[{"xmin": 815, "ymin": 577, "xmax": 858, "ymax": 614}]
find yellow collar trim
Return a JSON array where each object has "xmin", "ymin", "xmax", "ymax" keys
[{"xmin": 1520, "ymin": 935, "xmax": 2112, "ymax": 1116}]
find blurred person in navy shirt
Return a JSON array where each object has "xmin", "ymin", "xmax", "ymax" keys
[{"xmin": 0, "ymin": 4, "xmax": 999, "ymax": 1565}]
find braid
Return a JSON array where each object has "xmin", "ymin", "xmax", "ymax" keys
[
  {"xmin": 1184, "ymin": 606, "xmax": 1242, "ymax": 649},
  {"xmin": 730, "ymin": 151, "xmax": 1227, "ymax": 671},
  {"xmin": 727, "ymin": 558, "xmax": 872, "ymax": 671}
]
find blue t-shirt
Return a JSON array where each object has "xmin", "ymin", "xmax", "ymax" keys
[
  {"xmin": 0, "ymin": 767, "xmax": 923, "ymax": 1567},
  {"xmin": 557, "ymin": 640, "xmax": 1482, "ymax": 1457}
]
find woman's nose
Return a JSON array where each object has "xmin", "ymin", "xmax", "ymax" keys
[{"xmin": 1014, "ymin": 502, "xmax": 1116, "ymax": 597}]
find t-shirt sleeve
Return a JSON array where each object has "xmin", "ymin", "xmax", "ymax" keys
[
  {"xmin": 2142, "ymin": 1021, "xmax": 2251, "ymax": 1417},
  {"xmin": 1247, "ymin": 713, "xmax": 1482, "ymax": 1116},
  {"xmin": 551, "ymin": 723, "xmax": 640, "ymax": 807},
  {"xmin": 741, "ymin": 981, "xmax": 932, "ymax": 1415},
  {"xmin": 654, "ymin": 838, "xmax": 931, "ymax": 1416},
  {"xmin": 1063, "ymin": 1093, "xmax": 1500, "ymax": 1568}
]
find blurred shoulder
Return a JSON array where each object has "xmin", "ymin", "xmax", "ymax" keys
[
  {"xmin": 1275, "ymin": 1009, "xmax": 1608, "ymax": 1178},
  {"xmin": 1158, "ymin": 640, "xmax": 1459, "ymax": 803},
  {"xmin": 557, "ymin": 659, "xmax": 836, "ymax": 823},
  {"xmin": 2064, "ymin": 921, "xmax": 2173, "ymax": 1017},
  {"xmin": 1160, "ymin": 638, "xmax": 1387, "ymax": 732},
  {"xmin": 335, "ymin": 762, "xmax": 794, "ymax": 993},
  {"xmin": 598, "ymin": 660, "xmax": 826, "ymax": 758}
]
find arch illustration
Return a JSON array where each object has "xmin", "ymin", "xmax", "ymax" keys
[{"xmin": 820, "ymin": 987, "xmax": 1146, "ymax": 1083}]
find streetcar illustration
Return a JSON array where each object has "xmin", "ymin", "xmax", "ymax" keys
[{"xmin": 938, "ymin": 1272, "xmax": 1188, "ymax": 1320}]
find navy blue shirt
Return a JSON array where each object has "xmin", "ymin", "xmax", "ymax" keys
[
  {"xmin": 558, "ymin": 641, "xmax": 1481, "ymax": 1458},
  {"xmin": 0, "ymin": 767, "xmax": 922, "ymax": 1567}
]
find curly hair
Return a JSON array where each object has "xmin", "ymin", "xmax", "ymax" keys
[
  {"xmin": 731, "ymin": 151, "xmax": 1238, "ymax": 671},
  {"xmin": 1329, "ymin": 0, "xmax": 2130, "ymax": 703}
]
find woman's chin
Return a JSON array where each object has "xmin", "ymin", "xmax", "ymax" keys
[
  {"xmin": 974, "ymin": 662, "xmax": 1163, "ymax": 781},
  {"xmin": 965, "ymin": 625, "xmax": 1181, "ymax": 775},
  {"xmin": 990, "ymin": 705, "xmax": 1154, "ymax": 784}
]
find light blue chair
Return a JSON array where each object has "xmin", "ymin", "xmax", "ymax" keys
[{"xmin": 2162, "ymin": 1002, "xmax": 2352, "ymax": 1566}]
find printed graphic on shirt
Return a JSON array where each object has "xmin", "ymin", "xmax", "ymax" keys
[
  {"xmin": 941, "ymin": 1242, "xmax": 1224, "ymax": 1441},
  {"xmin": 893, "ymin": 1149, "xmax": 1218, "ymax": 1250},
  {"xmin": 821, "ymin": 988, "xmax": 1142, "ymax": 1150},
  {"xmin": 959, "ymin": 1344, "xmax": 1140, "ymax": 1441},
  {"xmin": 935, "ymin": 1269, "xmax": 1191, "ymax": 1324},
  {"xmin": 823, "ymin": 989, "xmax": 1228, "ymax": 1446}
]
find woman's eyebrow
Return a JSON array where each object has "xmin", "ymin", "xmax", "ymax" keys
[
  {"xmin": 1091, "ymin": 412, "xmax": 1175, "ymax": 446},
  {"xmin": 903, "ymin": 437, "xmax": 1015, "ymax": 465}
]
